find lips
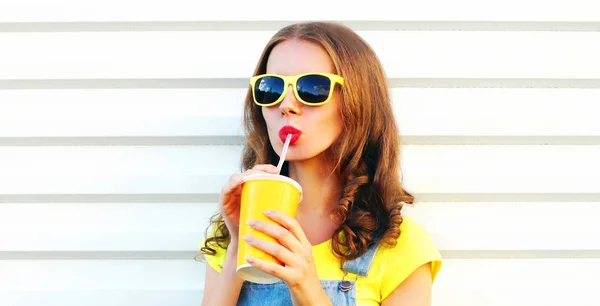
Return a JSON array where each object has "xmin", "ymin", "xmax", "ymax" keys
[{"xmin": 279, "ymin": 125, "xmax": 302, "ymax": 144}]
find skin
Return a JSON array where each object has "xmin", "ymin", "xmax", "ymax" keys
[{"xmin": 202, "ymin": 39, "xmax": 433, "ymax": 306}]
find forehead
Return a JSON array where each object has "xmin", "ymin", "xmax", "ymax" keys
[{"xmin": 265, "ymin": 39, "xmax": 335, "ymax": 75}]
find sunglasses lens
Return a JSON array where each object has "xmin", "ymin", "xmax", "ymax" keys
[
  {"xmin": 297, "ymin": 74, "xmax": 331, "ymax": 104},
  {"xmin": 254, "ymin": 76, "xmax": 285, "ymax": 105}
]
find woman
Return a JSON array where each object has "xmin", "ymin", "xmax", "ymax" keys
[{"xmin": 199, "ymin": 21, "xmax": 442, "ymax": 306}]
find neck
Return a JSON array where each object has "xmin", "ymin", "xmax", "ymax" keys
[
  {"xmin": 286, "ymin": 156, "xmax": 343, "ymax": 246},
  {"xmin": 287, "ymin": 156, "xmax": 342, "ymax": 221}
]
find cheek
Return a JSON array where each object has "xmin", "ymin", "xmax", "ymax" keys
[
  {"xmin": 261, "ymin": 107, "xmax": 274, "ymax": 126},
  {"xmin": 261, "ymin": 107, "xmax": 280, "ymax": 136},
  {"xmin": 331, "ymin": 116, "xmax": 344, "ymax": 141},
  {"xmin": 309, "ymin": 107, "xmax": 343, "ymax": 141},
  {"xmin": 326, "ymin": 103, "xmax": 344, "ymax": 135}
]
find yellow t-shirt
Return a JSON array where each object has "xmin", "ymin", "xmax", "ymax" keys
[{"xmin": 201, "ymin": 215, "xmax": 442, "ymax": 305}]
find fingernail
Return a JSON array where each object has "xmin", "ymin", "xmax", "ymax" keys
[
  {"xmin": 245, "ymin": 256, "xmax": 255, "ymax": 263},
  {"xmin": 246, "ymin": 220, "xmax": 257, "ymax": 226},
  {"xmin": 264, "ymin": 210, "xmax": 272, "ymax": 215},
  {"xmin": 242, "ymin": 235, "xmax": 253, "ymax": 242}
]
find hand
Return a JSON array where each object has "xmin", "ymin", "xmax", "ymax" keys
[
  {"xmin": 219, "ymin": 164, "xmax": 279, "ymax": 240},
  {"xmin": 243, "ymin": 210, "xmax": 328, "ymax": 304}
]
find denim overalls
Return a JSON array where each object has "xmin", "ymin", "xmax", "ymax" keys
[{"xmin": 237, "ymin": 239, "xmax": 380, "ymax": 306}]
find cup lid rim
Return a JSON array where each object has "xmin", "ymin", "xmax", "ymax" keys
[{"xmin": 241, "ymin": 173, "xmax": 303, "ymax": 196}]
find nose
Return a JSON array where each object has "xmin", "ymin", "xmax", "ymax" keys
[{"xmin": 279, "ymin": 85, "xmax": 302, "ymax": 116}]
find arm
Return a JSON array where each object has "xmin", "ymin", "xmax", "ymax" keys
[
  {"xmin": 202, "ymin": 164, "xmax": 281, "ymax": 305},
  {"xmin": 201, "ymin": 239, "xmax": 245, "ymax": 306},
  {"xmin": 381, "ymin": 262, "xmax": 433, "ymax": 306},
  {"xmin": 288, "ymin": 285, "xmax": 333, "ymax": 306}
]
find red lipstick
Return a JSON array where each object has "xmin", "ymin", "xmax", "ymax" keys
[{"xmin": 279, "ymin": 125, "xmax": 302, "ymax": 144}]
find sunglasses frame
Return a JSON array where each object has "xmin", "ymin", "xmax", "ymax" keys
[{"xmin": 249, "ymin": 72, "xmax": 345, "ymax": 107}]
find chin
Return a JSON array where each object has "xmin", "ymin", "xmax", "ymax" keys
[
  {"xmin": 283, "ymin": 149, "xmax": 329, "ymax": 163},
  {"xmin": 268, "ymin": 136, "xmax": 332, "ymax": 161}
]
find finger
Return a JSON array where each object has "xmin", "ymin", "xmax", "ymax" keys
[
  {"xmin": 222, "ymin": 165, "xmax": 277, "ymax": 194},
  {"xmin": 250, "ymin": 164, "xmax": 279, "ymax": 173},
  {"xmin": 221, "ymin": 168, "xmax": 272, "ymax": 200},
  {"xmin": 222, "ymin": 166, "xmax": 273, "ymax": 195},
  {"xmin": 243, "ymin": 169, "xmax": 275, "ymax": 177},
  {"xmin": 263, "ymin": 210, "xmax": 311, "ymax": 249},
  {"xmin": 222, "ymin": 173, "xmax": 243, "ymax": 192},
  {"xmin": 219, "ymin": 174, "xmax": 245, "ymax": 215},
  {"xmin": 247, "ymin": 220, "xmax": 304, "ymax": 254},
  {"xmin": 240, "ymin": 168, "xmax": 278, "ymax": 183},
  {"xmin": 242, "ymin": 235, "xmax": 296, "ymax": 266},
  {"xmin": 244, "ymin": 255, "xmax": 288, "ymax": 280}
]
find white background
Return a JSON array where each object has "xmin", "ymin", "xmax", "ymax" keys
[{"xmin": 1, "ymin": 0, "xmax": 599, "ymax": 305}]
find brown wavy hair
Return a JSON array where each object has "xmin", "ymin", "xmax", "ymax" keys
[{"xmin": 199, "ymin": 21, "xmax": 413, "ymax": 267}]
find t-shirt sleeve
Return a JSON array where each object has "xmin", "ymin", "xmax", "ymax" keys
[
  {"xmin": 199, "ymin": 223, "xmax": 228, "ymax": 273},
  {"xmin": 379, "ymin": 216, "xmax": 443, "ymax": 300}
]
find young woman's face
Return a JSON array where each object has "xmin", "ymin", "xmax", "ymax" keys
[{"xmin": 261, "ymin": 39, "xmax": 344, "ymax": 163}]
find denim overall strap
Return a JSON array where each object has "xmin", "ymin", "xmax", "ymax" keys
[
  {"xmin": 236, "ymin": 238, "xmax": 382, "ymax": 306},
  {"xmin": 341, "ymin": 238, "xmax": 381, "ymax": 277}
]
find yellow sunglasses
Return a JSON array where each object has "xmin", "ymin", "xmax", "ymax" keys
[{"xmin": 249, "ymin": 72, "xmax": 345, "ymax": 106}]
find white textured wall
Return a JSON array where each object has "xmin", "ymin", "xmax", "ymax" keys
[{"xmin": 1, "ymin": 0, "xmax": 599, "ymax": 305}]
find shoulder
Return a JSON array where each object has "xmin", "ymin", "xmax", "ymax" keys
[
  {"xmin": 374, "ymin": 215, "xmax": 443, "ymax": 299},
  {"xmin": 389, "ymin": 215, "xmax": 440, "ymax": 257},
  {"xmin": 378, "ymin": 215, "xmax": 442, "ymax": 272}
]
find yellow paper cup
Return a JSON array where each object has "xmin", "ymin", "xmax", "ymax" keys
[{"xmin": 236, "ymin": 173, "xmax": 303, "ymax": 284}]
